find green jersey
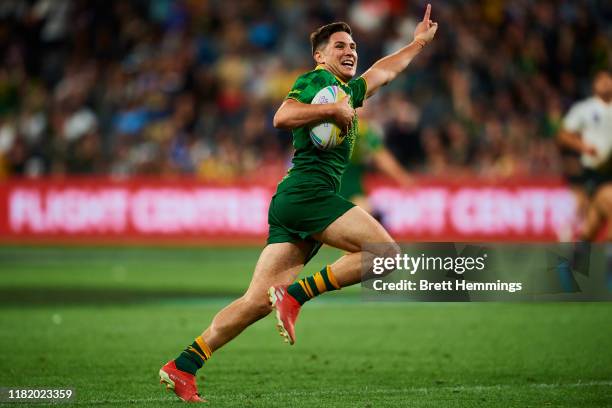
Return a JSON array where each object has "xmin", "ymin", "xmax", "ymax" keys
[{"xmin": 279, "ymin": 66, "xmax": 367, "ymax": 193}]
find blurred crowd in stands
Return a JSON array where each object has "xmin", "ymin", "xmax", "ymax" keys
[{"xmin": 0, "ymin": 0, "xmax": 610, "ymax": 181}]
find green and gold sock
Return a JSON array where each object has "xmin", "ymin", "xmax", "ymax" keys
[
  {"xmin": 174, "ymin": 336, "xmax": 212, "ymax": 375},
  {"xmin": 287, "ymin": 265, "xmax": 341, "ymax": 305}
]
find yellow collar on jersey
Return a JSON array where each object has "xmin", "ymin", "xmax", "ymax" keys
[{"xmin": 315, "ymin": 65, "xmax": 348, "ymax": 85}]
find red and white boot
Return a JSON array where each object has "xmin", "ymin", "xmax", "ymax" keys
[
  {"xmin": 159, "ymin": 360, "xmax": 205, "ymax": 403},
  {"xmin": 268, "ymin": 285, "xmax": 301, "ymax": 345}
]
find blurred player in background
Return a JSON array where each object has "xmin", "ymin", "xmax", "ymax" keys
[
  {"xmin": 159, "ymin": 5, "xmax": 437, "ymax": 403},
  {"xmin": 558, "ymin": 71, "xmax": 612, "ymax": 241},
  {"xmin": 340, "ymin": 104, "xmax": 413, "ymax": 216},
  {"xmin": 558, "ymin": 71, "xmax": 612, "ymax": 290}
]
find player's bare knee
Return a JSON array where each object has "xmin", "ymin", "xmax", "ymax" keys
[
  {"xmin": 375, "ymin": 241, "xmax": 401, "ymax": 260},
  {"xmin": 379, "ymin": 246, "xmax": 400, "ymax": 278},
  {"xmin": 364, "ymin": 241, "xmax": 400, "ymax": 278},
  {"xmin": 364, "ymin": 240, "xmax": 400, "ymax": 258},
  {"xmin": 387, "ymin": 242, "xmax": 401, "ymax": 259}
]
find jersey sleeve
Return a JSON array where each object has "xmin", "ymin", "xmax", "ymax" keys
[
  {"xmin": 563, "ymin": 103, "xmax": 585, "ymax": 132},
  {"xmin": 286, "ymin": 71, "xmax": 334, "ymax": 104},
  {"xmin": 348, "ymin": 76, "xmax": 367, "ymax": 108}
]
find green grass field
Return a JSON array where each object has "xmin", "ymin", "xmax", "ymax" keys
[{"xmin": 0, "ymin": 246, "xmax": 611, "ymax": 407}]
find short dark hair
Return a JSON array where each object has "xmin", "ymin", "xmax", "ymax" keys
[{"xmin": 310, "ymin": 22, "xmax": 352, "ymax": 56}]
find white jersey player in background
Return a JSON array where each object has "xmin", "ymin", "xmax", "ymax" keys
[{"xmin": 559, "ymin": 71, "xmax": 612, "ymax": 242}]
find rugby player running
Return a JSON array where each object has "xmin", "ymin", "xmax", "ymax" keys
[{"xmin": 160, "ymin": 4, "xmax": 438, "ymax": 402}]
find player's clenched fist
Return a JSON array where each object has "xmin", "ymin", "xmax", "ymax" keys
[{"xmin": 332, "ymin": 95, "xmax": 355, "ymax": 130}]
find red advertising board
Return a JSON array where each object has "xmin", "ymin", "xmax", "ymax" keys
[
  {"xmin": 0, "ymin": 177, "xmax": 576, "ymax": 244},
  {"xmin": 365, "ymin": 176, "xmax": 576, "ymax": 242}
]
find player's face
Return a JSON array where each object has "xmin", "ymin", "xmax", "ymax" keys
[
  {"xmin": 593, "ymin": 72, "xmax": 612, "ymax": 103},
  {"xmin": 317, "ymin": 31, "xmax": 358, "ymax": 82}
]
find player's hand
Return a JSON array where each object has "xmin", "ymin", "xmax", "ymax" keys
[
  {"xmin": 414, "ymin": 4, "xmax": 438, "ymax": 44},
  {"xmin": 332, "ymin": 94, "xmax": 355, "ymax": 132}
]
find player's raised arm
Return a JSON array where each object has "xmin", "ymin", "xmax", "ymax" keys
[
  {"xmin": 273, "ymin": 95, "xmax": 354, "ymax": 130},
  {"xmin": 362, "ymin": 3, "xmax": 438, "ymax": 98}
]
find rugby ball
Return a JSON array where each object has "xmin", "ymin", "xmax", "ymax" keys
[{"xmin": 309, "ymin": 86, "xmax": 347, "ymax": 150}]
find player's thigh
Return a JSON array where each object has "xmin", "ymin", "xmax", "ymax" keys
[
  {"xmin": 594, "ymin": 184, "xmax": 612, "ymax": 214},
  {"xmin": 244, "ymin": 241, "xmax": 312, "ymax": 299},
  {"xmin": 312, "ymin": 206, "xmax": 397, "ymax": 254},
  {"xmin": 570, "ymin": 186, "xmax": 588, "ymax": 214}
]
